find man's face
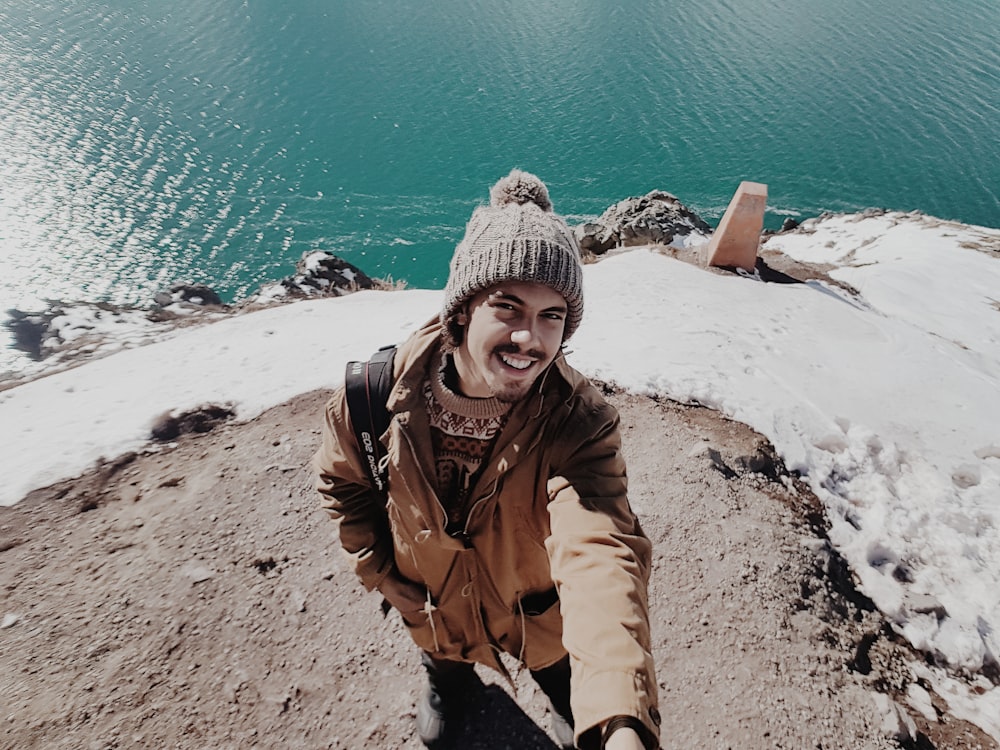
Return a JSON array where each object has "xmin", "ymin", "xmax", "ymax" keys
[{"xmin": 453, "ymin": 281, "xmax": 567, "ymax": 403}]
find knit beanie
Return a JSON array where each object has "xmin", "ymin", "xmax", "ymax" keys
[{"xmin": 441, "ymin": 169, "xmax": 584, "ymax": 340}]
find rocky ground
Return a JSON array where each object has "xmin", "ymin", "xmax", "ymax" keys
[{"xmin": 2, "ymin": 385, "xmax": 997, "ymax": 749}]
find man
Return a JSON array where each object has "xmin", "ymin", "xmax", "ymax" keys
[{"xmin": 315, "ymin": 170, "xmax": 660, "ymax": 750}]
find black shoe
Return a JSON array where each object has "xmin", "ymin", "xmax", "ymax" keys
[
  {"xmin": 415, "ymin": 682, "xmax": 451, "ymax": 747},
  {"xmin": 416, "ymin": 653, "xmax": 475, "ymax": 747}
]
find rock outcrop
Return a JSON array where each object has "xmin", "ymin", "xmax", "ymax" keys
[
  {"xmin": 575, "ymin": 190, "xmax": 712, "ymax": 256},
  {"xmin": 150, "ymin": 404, "xmax": 236, "ymax": 441},
  {"xmin": 148, "ymin": 283, "xmax": 230, "ymax": 322},
  {"xmin": 5, "ymin": 309, "xmax": 53, "ymax": 361},
  {"xmin": 4, "ymin": 302, "xmax": 169, "ymax": 363},
  {"xmin": 249, "ymin": 251, "xmax": 377, "ymax": 303},
  {"xmin": 3, "ymin": 251, "xmax": 378, "ymax": 372},
  {"xmin": 153, "ymin": 283, "xmax": 225, "ymax": 309}
]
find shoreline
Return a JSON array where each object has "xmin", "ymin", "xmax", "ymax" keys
[{"xmin": 2, "ymin": 201, "xmax": 952, "ymax": 386}]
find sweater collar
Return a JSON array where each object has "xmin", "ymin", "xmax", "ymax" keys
[{"xmin": 428, "ymin": 348, "xmax": 512, "ymax": 421}]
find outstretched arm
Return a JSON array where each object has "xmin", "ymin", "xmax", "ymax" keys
[{"xmin": 545, "ymin": 400, "xmax": 660, "ymax": 750}]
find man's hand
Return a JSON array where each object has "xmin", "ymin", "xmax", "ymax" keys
[{"xmin": 603, "ymin": 726, "xmax": 645, "ymax": 750}]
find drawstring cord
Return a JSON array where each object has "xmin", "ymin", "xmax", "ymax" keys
[
  {"xmin": 422, "ymin": 589, "xmax": 440, "ymax": 653},
  {"xmin": 532, "ymin": 361, "xmax": 556, "ymax": 419},
  {"xmin": 516, "ymin": 595, "xmax": 528, "ymax": 667}
]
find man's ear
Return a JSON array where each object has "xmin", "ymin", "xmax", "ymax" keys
[{"xmin": 455, "ymin": 308, "xmax": 468, "ymax": 326}]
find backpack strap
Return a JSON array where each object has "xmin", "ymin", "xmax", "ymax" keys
[{"xmin": 344, "ymin": 345, "xmax": 397, "ymax": 500}]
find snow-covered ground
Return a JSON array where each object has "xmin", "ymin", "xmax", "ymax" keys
[{"xmin": 1, "ymin": 211, "xmax": 998, "ymax": 740}]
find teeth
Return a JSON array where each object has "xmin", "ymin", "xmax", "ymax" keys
[{"xmin": 501, "ymin": 354, "xmax": 532, "ymax": 370}]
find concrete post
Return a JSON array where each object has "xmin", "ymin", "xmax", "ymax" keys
[{"xmin": 706, "ymin": 181, "xmax": 768, "ymax": 271}]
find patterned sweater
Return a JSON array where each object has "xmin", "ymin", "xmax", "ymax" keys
[{"xmin": 423, "ymin": 351, "xmax": 511, "ymax": 534}]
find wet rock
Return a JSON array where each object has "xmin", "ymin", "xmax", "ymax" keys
[{"xmin": 575, "ymin": 190, "xmax": 711, "ymax": 256}]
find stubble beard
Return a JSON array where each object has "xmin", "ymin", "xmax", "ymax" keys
[
  {"xmin": 490, "ymin": 344, "xmax": 547, "ymax": 403},
  {"xmin": 492, "ymin": 381, "xmax": 535, "ymax": 404}
]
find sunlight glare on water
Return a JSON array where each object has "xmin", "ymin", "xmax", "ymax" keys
[{"xmin": 1, "ymin": 0, "xmax": 998, "ymax": 375}]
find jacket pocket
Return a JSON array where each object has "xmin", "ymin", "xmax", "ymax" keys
[
  {"xmin": 520, "ymin": 587, "xmax": 559, "ymax": 616},
  {"xmin": 519, "ymin": 588, "xmax": 565, "ymax": 670}
]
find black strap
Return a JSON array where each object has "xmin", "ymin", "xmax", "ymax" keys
[
  {"xmin": 601, "ymin": 715, "xmax": 658, "ymax": 750},
  {"xmin": 344, "ymin": 345, "xmax": 397, "ymax": 500}
]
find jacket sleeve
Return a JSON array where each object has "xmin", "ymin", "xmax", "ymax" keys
[
  {"xmin": 313, "ymin": 386, "xmax": 395, "ymax": 592},
  {"xmin": 544, "ymin": 400, "xmax": 660, "ymax": 749}
]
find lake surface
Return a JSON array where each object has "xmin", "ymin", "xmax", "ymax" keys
[{"xmin": 2, "ymin": 0, "xmax": 998, "ymax": 372}]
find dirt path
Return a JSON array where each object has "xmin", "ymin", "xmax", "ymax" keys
[{"xmin": 1, "ymin": 388, "xmax": 994, "ymax": 749}]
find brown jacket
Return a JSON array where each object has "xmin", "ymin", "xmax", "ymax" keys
[{"xmin": 314, "ymin": 320, "xmax": 660, "ymax": 745}]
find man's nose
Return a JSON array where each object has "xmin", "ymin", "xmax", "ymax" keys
[{"xmin": 510, "ymin": 326, "xmax": 537, "ymax": 347}]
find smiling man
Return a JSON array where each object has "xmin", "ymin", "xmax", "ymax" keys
[
  {"xmin": 315, "ymin": 170, "xmax": 660, "ymax": 750},
  {"xmin": 451, "ymin": 281, "xmax": 566, "ymax": 403}
]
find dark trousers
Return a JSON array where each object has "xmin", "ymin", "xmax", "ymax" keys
[
  {"xmin": 421, "ymin": 652, "xmax": 573, "ymax": 727},
  {"xmin": 530, "ymin": 654, "xmax": 574, "ymax": 726}
]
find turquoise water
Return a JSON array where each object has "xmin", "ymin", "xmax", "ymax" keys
[{"xmin": 2, "ymin": 0, "xmax": 999, "ymax": 369}]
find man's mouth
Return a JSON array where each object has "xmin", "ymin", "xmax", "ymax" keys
[{"xmin": 499, "ymin": 353, "xmax": 533, "ymax": 371}]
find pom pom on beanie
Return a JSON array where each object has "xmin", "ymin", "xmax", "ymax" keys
[
  {"xmin": 442, "ymin": 169, "xmax": 584, "ymax": 342},
  {"xmin": 489, "ymin": 169, "xmax": 553, "ymax": 212}
]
